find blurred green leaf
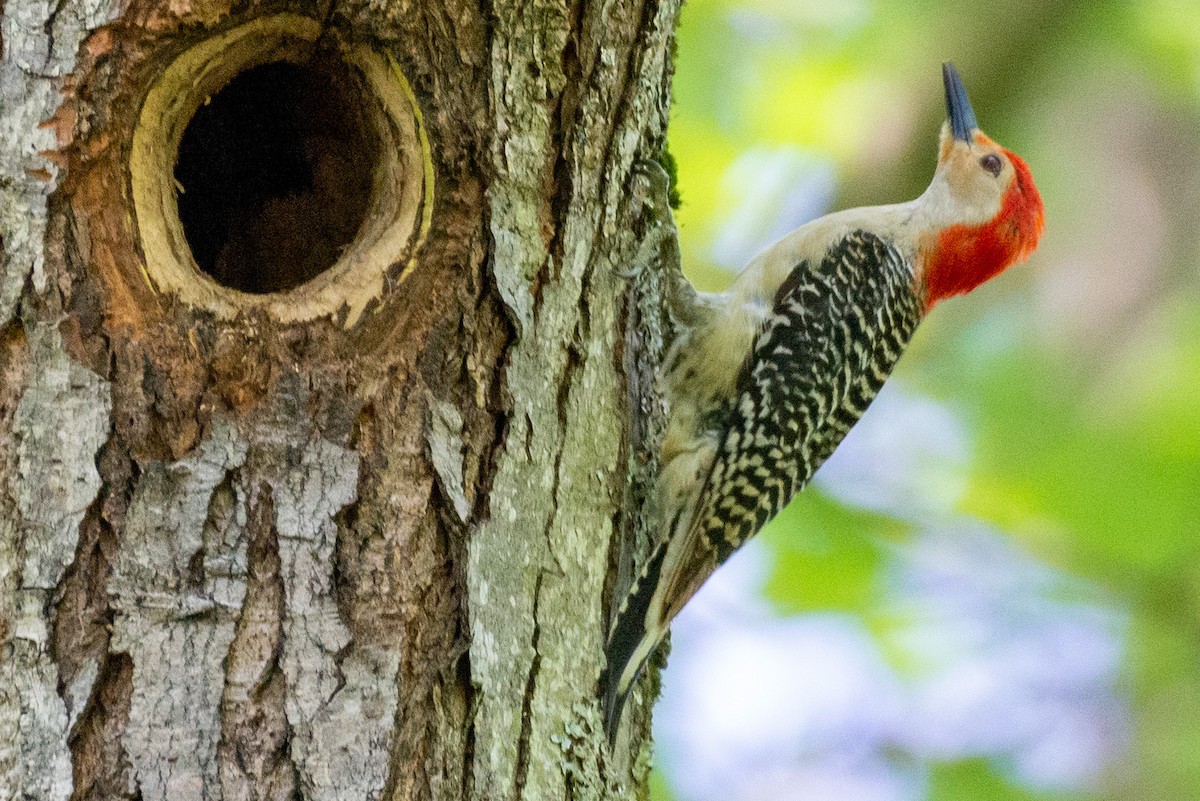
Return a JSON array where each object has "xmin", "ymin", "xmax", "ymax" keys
[
  {"xmin": 762, "ymin": 491, "xmax": 907, "ymax": 613},
  {"xmin": 929, "ymin": 759, "xmax": 1077, "ymax": 801},
  {"xmin": 647, "ymin": 766, "xmax": 675, "ymax": 801}
]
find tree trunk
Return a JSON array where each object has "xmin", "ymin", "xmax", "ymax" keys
[{"xmin": 0, "ymin": 0, "xmax": 680, "ymax": 797}]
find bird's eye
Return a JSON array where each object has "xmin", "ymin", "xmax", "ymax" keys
[{"xmin": 980, "ymin": 153, "xmax": 1003, "ymax": 176}]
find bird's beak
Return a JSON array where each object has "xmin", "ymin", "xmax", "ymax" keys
[{"xmin": 942, "ymin": 62, "xmax": 978, "ymax": 143}]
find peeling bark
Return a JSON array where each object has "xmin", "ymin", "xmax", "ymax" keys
[{"xmin": 0, "ymin": 0, "xmax": 681, "ymax": 797}]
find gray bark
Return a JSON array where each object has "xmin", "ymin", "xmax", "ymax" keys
[{"xmin": 0, "ymin": 0, "xmax": 681, "ymax": 798}]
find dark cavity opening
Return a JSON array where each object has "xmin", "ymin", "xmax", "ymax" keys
[{"xmin": 175, "ymin": 56, "xmax": 379, "ymax": 294}]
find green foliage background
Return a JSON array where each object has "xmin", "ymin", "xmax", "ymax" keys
[{"xmin": 655, "ymin": 1, "xmax": 1200, "ymax": 799}]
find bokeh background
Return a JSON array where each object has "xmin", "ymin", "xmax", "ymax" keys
[{"xmin": 650, "ymin": 2, "xmax": 1200, "ymax": 800}]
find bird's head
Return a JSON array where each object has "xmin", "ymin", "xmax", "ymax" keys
[{"xmin": 917, "ymin": 62, "xmax": 1045, "ymax": 311}]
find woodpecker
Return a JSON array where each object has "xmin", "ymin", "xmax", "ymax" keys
[{"xmin": 603, "ymin": 63, "xmax": 1044, "ymax": 740}]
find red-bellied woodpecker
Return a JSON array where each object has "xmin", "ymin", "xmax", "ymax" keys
[{"xmin": 603, "ymin": 63, "xmax": 1045, "ymax": 740}]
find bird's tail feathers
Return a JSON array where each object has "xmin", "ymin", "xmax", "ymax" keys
[{"xmin": 601, "ymin": 538, "xmax": 668, "ymax": 743}]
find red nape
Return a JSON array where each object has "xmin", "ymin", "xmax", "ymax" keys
[{"xmin": 924, "ymin": 150, "xmax": 1045, "ymax": 310}]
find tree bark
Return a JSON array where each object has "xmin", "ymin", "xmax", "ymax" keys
[{"xmin": 0, "ymin": 0, "xmax": 680, "ymax": 797}]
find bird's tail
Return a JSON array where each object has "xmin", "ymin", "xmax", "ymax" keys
[{"xmin": 601, "ymin": 539, "xmax": 668, "ymax": 743}]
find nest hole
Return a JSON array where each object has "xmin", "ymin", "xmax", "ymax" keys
[
  {"xmin": 132, "ymin": 15, "xmax": 432, "ymax": 323},
  {"xmin": 174, "ymin": 55, "xmax": 381, "ymax": 294}
]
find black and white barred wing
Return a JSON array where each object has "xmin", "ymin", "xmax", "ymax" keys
[{"xmin": 655, "ymin": 230, "xmax": 921, "ymax": 625}]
